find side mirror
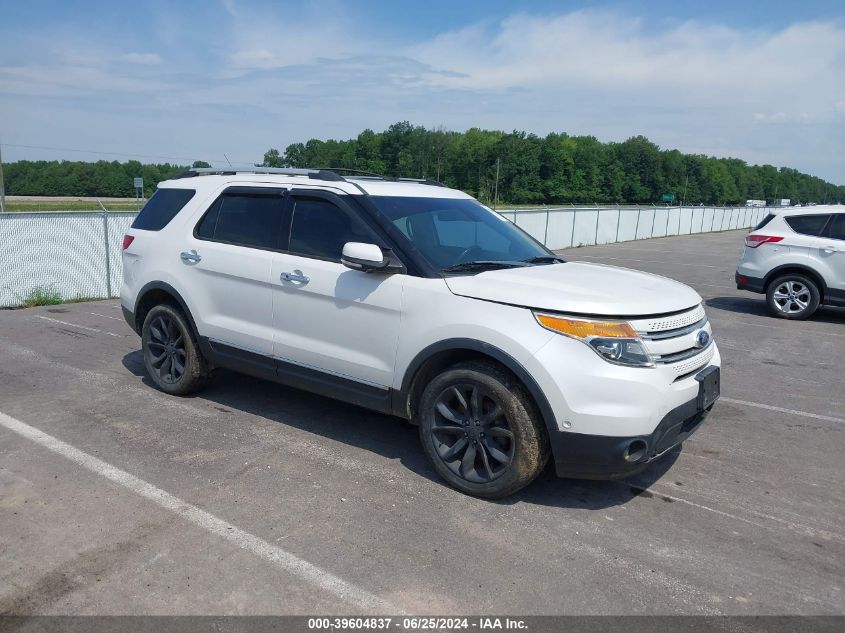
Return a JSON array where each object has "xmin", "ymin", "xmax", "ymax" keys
[{"xmin": 341, "ymin": 242, "xmax": 390, "ymax": 272}]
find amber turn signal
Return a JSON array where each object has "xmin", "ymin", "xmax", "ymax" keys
[{"xmin": 535, "ymin": 314, "xmax": 637, "ymax": 339}]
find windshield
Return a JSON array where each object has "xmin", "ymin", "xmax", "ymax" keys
[{"xmin": 369, "ymin": 196, "xmax": 552, "ymax": 271}]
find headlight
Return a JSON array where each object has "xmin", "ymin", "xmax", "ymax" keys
[{"xmin": 534, "ymin": 313, "xmax": 654, "ymax": 367}]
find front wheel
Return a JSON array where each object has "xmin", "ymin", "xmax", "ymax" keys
[
  {"xmin": 766, "ymin": 274, "xmax": 820, "ymax": 320},
  {"xmin": 141, "ymin": 304, "xmax": 209, "ymax": 395},
  {"xmin": 418, "ymin": 361, "xmax": 549, "ymax": 499}
]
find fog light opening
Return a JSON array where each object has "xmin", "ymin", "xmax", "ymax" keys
[{"xmin": 624, "ymin": 440, "xmax": 648, "ymax": 463}]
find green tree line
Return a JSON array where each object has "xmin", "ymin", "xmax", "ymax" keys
[
  {"xmin": 4, "ymin": 124, "xmax": 842, "ymax": 205},
  {"xmin": 3, "ymin": 159, "xmax": 210, "ymax": 198},
  {"xmin": 264, "ymin": 122, "xmax": 845, "ymax": 205}
]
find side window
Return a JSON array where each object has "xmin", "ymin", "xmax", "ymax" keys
[
  {"xmin": 784, "ymin": 214, "xmax": 831, "ymax": 236},
  {"xmin": 195, "ymin": 194, "xmax": 285, "ymax": 250},
  {"xmin": 288, "ymin": 197, "xmax": 375, "ymax": 261},
  {"xmin": 828, "ymin": 214, "xmax": 845, "ymax": 241},
  {"xmin": 132, "ymin": 188, "xmax": 195, "ymax": 231},
  {"xmin": 754, "ymin": 214, "xmax": 775, "ymax": 230}
]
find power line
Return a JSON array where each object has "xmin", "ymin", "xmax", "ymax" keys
[{"xmin": 0, "ymin": 143, "xmax": 260, "ymax": 166}]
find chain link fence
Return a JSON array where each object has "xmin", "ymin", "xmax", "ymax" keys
[
  {"xmin": 1, "ymin": 212, "xmax": 136, "ymax": 308},
  {"xmin": 0, "ymin": 206, "xmax": 770, "ymax": 308}
]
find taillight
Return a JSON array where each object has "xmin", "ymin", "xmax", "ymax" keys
[
  {"xmin": 745, "ymin": 234, "xmax": 783, "ymax": 248},
  {"xmin": 122, "ymin": 234, "xmax": 135, "ymax": 250}
]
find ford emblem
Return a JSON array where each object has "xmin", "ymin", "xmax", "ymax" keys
[{"xmin": 695, "ymin": 330, "xmax": 710, "ymax": 348}]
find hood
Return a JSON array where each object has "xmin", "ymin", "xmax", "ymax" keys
[{"xmin": 444, "ymin": 261, "xmax": 701, "ymax": 316}]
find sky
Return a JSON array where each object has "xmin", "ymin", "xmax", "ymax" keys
[{"xmin": 1, "ymin": 0, "xmax": 843, "ymax": 184}]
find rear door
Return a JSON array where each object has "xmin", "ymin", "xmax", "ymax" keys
[
  {"xmin": 270, "ymin": 191, "xmax": 404, "ymax": 389},
  {"xmin": 820, "ymin": 213, "xmax": 845, "ymax": 302},
  {"xmin": 177, "ymin": 186, "xmax": 287, "ymax": 357}
]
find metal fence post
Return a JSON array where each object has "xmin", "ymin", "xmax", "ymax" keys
[
  {"xmin": 102, "ymin": 212, "xmax": 112, "ymax": 298},
  {"xmin": 570, "ymin": 209, "xmax": 577, "ymax": 247},
  {"xmin": 594, "ymin": 209, "xmax": 600, "ymax": 244},
  {"xmin": 614, "ymin": 208, "xmax": 621, "ymax": 243},
  {"xmin": 634, "ymin": 207, "xmax": 641, "ymax": 240},
  {"xmin": 544, "ymin": 209, "xmax": 550, "ymax": 247}
]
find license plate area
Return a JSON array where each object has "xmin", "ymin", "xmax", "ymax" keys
[{"xmin": 695, "ymin": 366, "xmax": 720, "ymax": 410}]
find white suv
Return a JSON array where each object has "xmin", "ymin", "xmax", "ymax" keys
[
  {"xmin": 736, "ymin": 205, "xmax": 845, "ymax": 319},
  {"xmin": 121, "ymin": 168, "xmax": 721, "ymax": 498}
]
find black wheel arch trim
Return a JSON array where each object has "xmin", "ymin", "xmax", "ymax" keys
[
  {"xmin": 393, "ymin": 338, "xmax": 558, "ymax": 432},
  {"xmin": 133, "ymin": 281, "xmax": 201, "ymax": 339}
]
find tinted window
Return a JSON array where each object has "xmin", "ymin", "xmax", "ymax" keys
[
  {"xmin": 288, "ymin": 198, "xmax": 374, "ymax": 261},
  {"xmin": 132, "ymin": 188, "xmax": 195, "ymax": 231},
  {"xmin": 785, "ymin": 214, "xmax": 830, "ymax": 236},
  {"xmin": 828, "ymin": 214, "xmax": 845, "ymax": 241},
  {"xmin": 370, "ymin": 196, "xmax": 549, "ymax": 269},
  {"xmin": 195, "ymin": 194, "xmax": 284, "ymax": 249},
  {"xmin": 754, "ymin": 214, "xmax": 775, "ymax": 230}
]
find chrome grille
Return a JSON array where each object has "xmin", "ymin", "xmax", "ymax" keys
[{"xmin": 635, "ymin": 304, "xmax": 706, "ymax": 333}]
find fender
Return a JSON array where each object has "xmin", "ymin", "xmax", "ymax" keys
[
  {"xmin": 763, "ymin": 264, "xmax": 829, "ymax": 299},
  {"xmin": 132, "ymin": 280, "xmax": 201, "ymax": 339},
  {"xmin": 393, "ymin": 338, "xmax": 558, "ymax": 432}
]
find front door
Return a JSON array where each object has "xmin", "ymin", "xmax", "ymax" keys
[{"xmin": 270, "ymin": 192, "xmax": 403, "ymax": 389}]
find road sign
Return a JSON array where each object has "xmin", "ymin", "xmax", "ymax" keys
[
  {"xmin": 133, "ymin": 177, "xmax": 144, "ymax": 189},
  {"xmin": 661, "ymin": 193, "xmax": 674, "ymax": 203}
]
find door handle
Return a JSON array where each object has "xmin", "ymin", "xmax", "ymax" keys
[
  {"xmin": 180, "ymin": 250, "xmax": 202, "ymax": 263},
  {"xmin": 280, "ymin": 271, "xmax": 309, "ymax": 284},
  {"xmin": 822, "ymin": 246, "xmax": 838, "ymax": 254}
]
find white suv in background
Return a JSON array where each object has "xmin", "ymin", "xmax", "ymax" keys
[
  {"xmin": 736, "ymin": 205, "xmax": 845, "ymax": 319},
  {"xmin": 121, "ymin": 168, "xmax": 721, "ymax": 498}
]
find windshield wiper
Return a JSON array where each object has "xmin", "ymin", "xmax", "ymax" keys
[
  {"xmin": 523, "ymin": 255, "xmax": 565, "ymax": 264},
  {"xmin": 441, "ymin": 260, "xmax": 531, "ymax": 273}
]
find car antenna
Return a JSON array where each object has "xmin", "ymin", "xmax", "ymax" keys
[{"xmin": 223, "ymin": 154, "xmax": 233, "ymax": 168}]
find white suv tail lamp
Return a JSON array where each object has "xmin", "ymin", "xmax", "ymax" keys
[{"xmin": 745, "ymin": 235, "xmax": 783, "ymax": 248}]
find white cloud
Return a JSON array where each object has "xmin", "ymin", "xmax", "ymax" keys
[
  {"xmin": 123, "ymin": 52, "xmax": 163, "ymax": 65},
  {"xmin": 1, "ymin": 7, "xmax": 843, "ymax": 183}
]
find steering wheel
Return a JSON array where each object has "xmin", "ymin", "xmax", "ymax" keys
[{"xmin": 455, "ymin": 245, "xmax": 483, "ymax": 264}]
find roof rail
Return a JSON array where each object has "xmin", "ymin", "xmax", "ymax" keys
[
  {"xmin": 170, "ymin": 166, "xmax": 446, "ymax": 187},
  {"xmin": 172, "ymin": 167, "xmax": 346, "ymax": 182}
]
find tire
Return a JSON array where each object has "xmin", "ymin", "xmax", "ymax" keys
[
  {"xmin": 141, "ymin": 303, "xmax": 209, "ymax": 395},
  {"xmin": 766, "ymin": 274, "xmax": 820, "ymax": 320},
  {"xmin": 417, "ymin": 361, "xmax": 550, "ymax": 499}
]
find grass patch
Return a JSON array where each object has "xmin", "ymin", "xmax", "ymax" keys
[
  {"xmin": 19, "ymin": 286, "xmax": 106, "ymax": 308},
  {"xmin": 23, "ymin": 286, "xmax": 64, "ymax": 307},
  {"xmin": 4, "ymin": 201, "xmax": 141, "ymax": 212}
]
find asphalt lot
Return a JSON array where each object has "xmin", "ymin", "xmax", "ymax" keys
[{"xmin": 0, "ymin": 229, "xmax": 843, "ymax": 616}]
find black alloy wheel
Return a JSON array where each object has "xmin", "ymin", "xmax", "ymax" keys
[
  {"xmin": 145, "ymin": 313, "xmax": 187, "ymax": 385},
  {"xmin": 431, "ymin": 383, "xmax": 515, "ymax": 483}
]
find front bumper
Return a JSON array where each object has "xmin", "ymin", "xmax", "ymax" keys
[{"xmin": 550, "ymin": 367, "xmax": 719, "ymax": 479}]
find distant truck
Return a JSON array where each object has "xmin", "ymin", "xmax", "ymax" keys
[
  {"xmin": 745, "ymin": 200, "xmax": 766, "ymax": 208},
  {"xmin": 778, "ymin": 199, "xmax": 791, "ymax": 207}
]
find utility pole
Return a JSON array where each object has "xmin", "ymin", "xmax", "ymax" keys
[
  {"xmin": 0, "ymin": 141, "xmax": 6, "ymax": 213},
  {"xmin": 493, "ymin": 157, "xmax": 500, "ymax": 211}
]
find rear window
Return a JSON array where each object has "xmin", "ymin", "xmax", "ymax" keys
[
  {"xmin": 784, "ymin": 214, "xmax": 830, "ymax": 236},
  {"xmin": 131, "ymin": 188, "xmax": 195, "ymax": 231},
  {"xmin": 195, "ymin": 193, "xmax": 285, "ymax": 250},
  {"xmin": 754, "ymin": 214, "xmax": 775, "ymax": 230}
]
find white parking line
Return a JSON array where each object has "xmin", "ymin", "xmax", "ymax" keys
[
  {"xmin": 720, "ymin": 397, "xmax": 844, "ymax": 423},
  {"xmin": 35, "ymin": 315, "xmax": 121, "ymax": 337},
  {"xmin": 0, "ymin": 411, "xmax": 396, "ymax": 613},
  {"xmin": 88, "ymin": 311, "xmax": 123, "ymax": 321}
]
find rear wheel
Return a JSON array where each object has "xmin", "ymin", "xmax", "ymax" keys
[
  {"xmin": 141, "ymin": 304, "xmax": 209, "ymax": 395},
  {"xmin": 418, "ymin": 361, "xmax": 549, "ymax": 499},
  {"xmin": 766, "ymin": 274, "xmax": 820, "ymax": 320}
]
